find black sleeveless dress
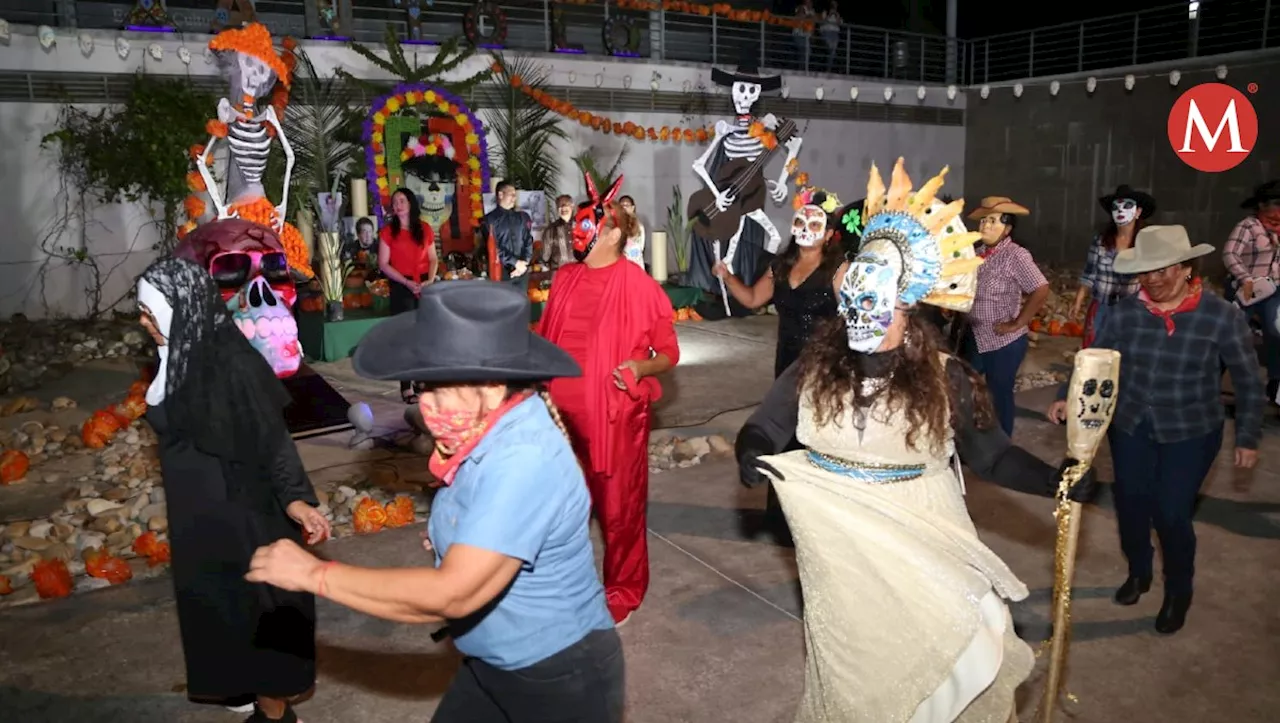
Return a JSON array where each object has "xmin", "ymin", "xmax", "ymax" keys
[{"xmin": 770, "ymin": 259, "xmax": 839, "ymax": 378}]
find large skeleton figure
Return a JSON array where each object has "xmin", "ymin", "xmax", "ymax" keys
[
  {"xmin": 199, "ymin": 24, "xmax": 295, "ymax": 234},
  {"xmin": 686, "ymin": 60, "xmax": 802, "ymax": 302}
]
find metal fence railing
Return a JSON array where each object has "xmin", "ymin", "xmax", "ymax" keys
[
  {"xmin": 967, "ymin": 0, "xmax": 1279, "ymax": 84},
  {"xmin": 2, "ymin": 0, "xmax": 1275, "ymax": 86}
]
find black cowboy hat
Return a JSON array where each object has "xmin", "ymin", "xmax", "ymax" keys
[
  {"xmin": 710, "ymin": 47, "xmax": 783, "ymax": 91},
  {"xmin": 352, "ymin": 281, "xmax": 581, "ymax": 383},
  {"xmin": 1240, "ymin": 179, "xmax": 1280, "ymax": 209},
  {"xmin": 1098, "ymin": 184, "xmax": 1157, "ymax": 218}
]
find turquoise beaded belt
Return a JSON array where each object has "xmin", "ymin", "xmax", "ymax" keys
[{"xmin": 805, "ymin": 450, "xmax": 926, "ymax": 483}]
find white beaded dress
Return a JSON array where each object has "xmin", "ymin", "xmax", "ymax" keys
[{"xmin": 762, "ymin": 373, "xmax": 1033, "ymax": 723}]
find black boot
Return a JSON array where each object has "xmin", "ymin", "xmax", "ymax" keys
[
  {"xmin": 244, "ymin": 703, "xmax": 298, "ymax": 723},
  {"xmin": 1113, "ymin": 576, "xmax": 1151, "ymax": 606},
  {"xmin": 1155, "ymin": 592, "xmax": 1193, "ymax": 635}
]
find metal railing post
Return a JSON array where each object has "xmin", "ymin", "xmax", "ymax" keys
[
  {"xmin": 1132, "ymin": 14, "xmax": 1140, "ymax": 64},
  {"xmin": 1263, "ymin": 0, "xmax": 1272, "ymax": 49},
  {"xmin": 1029, "ymin": 30, "xmax": 1035, "ymax": 77},
  {"xmin": 884, "ymin": 32, "xmax": 890, "ymax": 78},
  {"xmin": 712, "ymin": 13, "xmax": 718, "ymax": 65},
  {"xmin": 1077, "ymin": 22, "xmax": 1085, "ymax": 72},
  {"xmin": 846, "ymin": 26, "xmax": 852, "ymax": 75},
  {"xmin": 983, "ymin": 38, "xmax": 989, "ymax": 84},
  {"xmin": 656, "ymin": 8, "xmax": 665, "ymax": 61},
  {"xmin": 57, "ymin": 0, "xmax": 77, "ymax": 28},
  {"xmin": 543, "ymin": 0, "xmax": 551, "ymax": 53},
  {"xmin": 760, "ymin": 21, "xmax": 766, "ymax": 69},
  {"xmin": 919, "ymin": 36, "xmax": 926, "ymax": 81}
]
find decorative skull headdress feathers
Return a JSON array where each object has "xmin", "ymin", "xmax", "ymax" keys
[
  {"xmin": 571, "ymin": 172, "xmax": 624, "ymax": 261},
  {"xmin": 838, "ymin": 158, "xmax": 983, "ymax": 353}
]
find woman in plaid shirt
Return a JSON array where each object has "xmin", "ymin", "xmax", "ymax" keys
[
  {"xmin": 1049, "ymin": 225, "xmax": 1262, "ymax": 636},
  {"xmin": 1070, "ymin": 185, "xmax": 1156, "ymax": 347},
  {"xmin": 965, "ymin": 196, "xmax": 1051, "ymax": 436},
  {"xmin": 1223, "ymin": 180, "xmax": 1280, "ymax": 402}
]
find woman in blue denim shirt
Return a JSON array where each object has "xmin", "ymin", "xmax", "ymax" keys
[{"xmin": 247, "ymin": 282, "xmax": 623, "ymax": 723}]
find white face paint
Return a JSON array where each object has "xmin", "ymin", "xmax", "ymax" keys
[
  {"xmin": 1111, "ymin": 198, "xmax": 1139, "ymax": 226},
  {"xmin": 731, "ymin": 81, "xmax": 761, "ymax": 115},
  {"xmin": 791, "ymin": 205, "xmax": 827, "ymax": 247}
]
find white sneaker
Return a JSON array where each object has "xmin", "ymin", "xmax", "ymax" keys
[{"xmin": 225, "ymin": 702, "xmax": 255, "ymax": 714}]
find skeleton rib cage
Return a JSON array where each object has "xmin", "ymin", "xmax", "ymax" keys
[
  {"xmin": 722, "ymin": 117, "xmax": 765, "ymax": 160},
  {"xmin": 228, "ymin": 101, "xmax": 270, "ymax": 188}
]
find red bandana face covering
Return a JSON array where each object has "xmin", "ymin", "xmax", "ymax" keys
[
  {"xmin": 572, "ymin": 171, "xmax": 625, "ymax": 261},
  {"xmin": 422, "ymin": 390, "xmax": 534, "ymax": 485},
  {"xmin": 1138, "ymin": 278, "xmax": 1202, "ymax": 336}
]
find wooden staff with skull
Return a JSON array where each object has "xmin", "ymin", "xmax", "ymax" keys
[{"xmin": 1040, "ymin": 348, "xmax": 1121, "ymax": 723}]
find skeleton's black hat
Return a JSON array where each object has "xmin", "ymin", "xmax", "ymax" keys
[{"xmin": 711, "ymin": 48, "xmax": 782, "ymax": 91}]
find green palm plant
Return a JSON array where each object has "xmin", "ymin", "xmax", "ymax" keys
[
  {"xmin": 486, "ymin": 54, "xmax": 567, "ymax": 197},
  {"xmin": 665, "ymin": 186, "xmax": 694, "ymax": 273},
  {"xmin": 571, "ymin": 144, "xmax": 628, "ymax": 197},
  {"xmin": 339, "ymin": 27, "xmax": 491, "ymax": 96}
]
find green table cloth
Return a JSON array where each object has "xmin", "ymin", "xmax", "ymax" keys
[
  {"xmin": 662, "ymin": 284, "xmax": 702, "ymax": 309},
  {"xmin": 297, "ymin": 308, "xmax": 392, "ymax": 363}
]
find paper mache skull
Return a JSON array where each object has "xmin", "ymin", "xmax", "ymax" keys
[{"xmin": 173, "ymin": 219, "xmax": 301, "ymax": 377}]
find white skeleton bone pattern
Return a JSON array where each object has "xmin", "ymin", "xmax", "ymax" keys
[
  {"xmin": 691, "ymin": 81, "xmax": 803, "ymax": 275},
  {"xmin": 200, "ymin": 50, "xmax": 295, "ymax": 232}
]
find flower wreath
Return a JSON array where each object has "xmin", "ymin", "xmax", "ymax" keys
[
  {"xmin": 364, "ymin": 83, "xmax": 492, "ymax": 226},
  {"xmin": 463, "ymin": 1, "xmax": 507, "ymax": 47},
  {"xmin": 603, "ymin": 16, "xmax": 641, "ymax": 56},
  {"xmin": 402, "ymin": 133, "xmax": 456, "ymax": 162}
]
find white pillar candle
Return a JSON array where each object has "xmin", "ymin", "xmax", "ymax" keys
[
  {"xmin": 650, "ymin": 230, "xmax": 668, "ymax": 283},
  {"xmin": 350, "ymin": 178, "xmax": 369, "ymax": 219},
  {"xmin": 297, "ymin": 209, "xmax": 315, "ymax": 261}
]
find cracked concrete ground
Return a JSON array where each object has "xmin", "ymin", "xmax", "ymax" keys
[{"xmin": 0, "ymin": 317, "xmax": 1277, "ymax": 722}]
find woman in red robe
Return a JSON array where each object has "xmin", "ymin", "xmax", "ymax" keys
[{"xmin": 540, "ymin": 174, "xmax": 679, "ymax": 625}]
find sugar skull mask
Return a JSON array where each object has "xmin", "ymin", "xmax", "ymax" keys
[
  {"xmin": 792, "ymin": 206, "xmax": 827, "ymax": 247},
  {"xmin": 839, "ymin": 239, "xmax": 904, "ymax": 353},
  {"xmin": 1065, "ymin": 348, "xmax": 1122, "ymax": 463},
  {"xmin": 572, "ymin": 172, "xmax": 624, "ymax": 261},
  {"xmin": 174, "ymin": 219, "xmax": 301, "ymax": 377}
]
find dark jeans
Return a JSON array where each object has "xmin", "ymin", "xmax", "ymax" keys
[
  {"xmin": 1108, "ymin": 418, "xmax": 1223, "ymax": 594},
  {"xmin": 972, "ymin": 333, "xmax": 1029, "ymax": 437},
  {"xmin": 1224, "ymin": 280, "xmax": 1280, "ymax": 384},
  {"xmin": 431, "ymin": 629, "xmax": 625, "ymax": 723},
  {"xmin": 389, "ymin": 280, "xmax": 419, "ymax": 395}
]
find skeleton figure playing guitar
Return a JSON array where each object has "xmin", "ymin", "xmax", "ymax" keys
[{"xmin": 688, "ymin": 60, "xmax": 803, "ymax": 313}]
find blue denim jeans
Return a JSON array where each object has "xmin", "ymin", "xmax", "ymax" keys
[
  {"xmin": 975, "ymin": 333, "xmax": 1029, "ymax": 437},
  {"xmin": 1107, "ymin": 418, "xmax": 1224, "ymax": 594}
]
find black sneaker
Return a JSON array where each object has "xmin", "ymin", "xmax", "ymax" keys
[{"xmin": 244, "ymin": 703, "xmax": 299, "ymax": 723}]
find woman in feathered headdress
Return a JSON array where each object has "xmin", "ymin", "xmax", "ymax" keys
[{"xmin": 733, "ymin": 159, "xmax": 1093, "ymax": 722}]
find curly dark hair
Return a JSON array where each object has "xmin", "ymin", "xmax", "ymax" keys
[{"xmin": 797, "ymin": 312, "xmax": 997, "ymax": 454}]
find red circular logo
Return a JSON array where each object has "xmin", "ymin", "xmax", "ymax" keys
[{"xmin": 1167, "ymin": 83, "xmax": 1258, "ymax": 172}]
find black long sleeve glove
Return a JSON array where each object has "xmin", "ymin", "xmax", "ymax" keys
[
  {"xmin": 735, "ymin": 427, "xmax": 784, "ymax": 489},
  {"xmin": 1051, "ymin": 457, "xmax": 1098, "ymax": 503}
]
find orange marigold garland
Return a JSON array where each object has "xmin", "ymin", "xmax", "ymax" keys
[
  {"xmin": 616, "ymin": 0, "xmax": 814, "ymax": 31},
  {"xmin": 85, "ymin": 548, "xmax": 134, "ymax": 585},
  {"xmin": 30, "ymin": 558, "xmax": 73, "ymax": 599},
  {"xmin": 353, "ymin": 497, "xmax": 388, "ymax": 535},
  {"xmin": 384, "ymin": 496, "xmax": 416, "ymax": 528},
  {"xmin": 132, "ymin": 531, "xmax": 172, "ymax": 567},
  {"xmin": 227, "ymin": 197, "xmax": 312, "ymax": 278},
  {"xmin": 494, "ymin": 60, "xmax": 712, "ymax": 144},
  {"xmin": 0, "ymin": 575, "xmax": 11, "ymax": 595}
]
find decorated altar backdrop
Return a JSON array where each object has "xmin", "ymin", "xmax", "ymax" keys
[{"xmin": 365, "ymin": 83, "xmax": 492, "ymax": 254}]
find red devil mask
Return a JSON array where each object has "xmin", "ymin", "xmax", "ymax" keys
[{"xmin": 572, "ymin": 172, "xmax": 625, "ymax": 262}]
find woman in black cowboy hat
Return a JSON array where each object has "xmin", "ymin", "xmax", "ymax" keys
[
  {"xmin": 1071, "ymin": 184, "xmax": 1158, "ymax": 347},
  {"xmin": 246, "ymin": 281, "xmax": 624, "ymax": 722},
  {"xmin": 1224, "ymin": 179, "xmax": 1280, "ymax": 403}
]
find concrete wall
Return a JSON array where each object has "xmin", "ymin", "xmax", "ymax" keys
[
  {"xmin": 0, "ymin": 27, "xmax": 965, "ymax": 318},
  {"xmin": 963, "ymin": 55, "xmax": 1280, "ymax": 276}
]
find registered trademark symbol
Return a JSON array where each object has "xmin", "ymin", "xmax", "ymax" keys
[{"xmin": 1248, "ymin": 82, "xmax": 1259, "ymax": 93}]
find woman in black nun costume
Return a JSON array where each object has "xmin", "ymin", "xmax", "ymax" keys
[{"xmin": 136, "ymin": 256, "xmax": 330, "ymax": 723}]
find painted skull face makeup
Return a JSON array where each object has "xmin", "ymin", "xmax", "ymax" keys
[
  {"xmin": 1111, "ymin": 198, "xmax": 1139, "ymax": 226},
  {"xmin": 839, "ymin": 239, "xmax": 904, "ymax": 353},
  {"xmin": 792, "ymin": 205, "xmax": 828, "ymax": 247}
]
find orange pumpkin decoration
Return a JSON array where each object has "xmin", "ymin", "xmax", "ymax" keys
[
  {"xmin": 0, "ymin": 450, "xmax": 30, "ymax": 484},
  {"xmin": 85, "ymin": 549, "xmax": 133, "ymax": 585},
  {"xmin": 1028, "ymin": 319, "xmax": 1043, "ymax": 333},
  {"xmin": 384, "ymin": 496, "xmax": 416, "ymax": 528},
  {"xmin": 30, "ymin": 558, "xmax": 73, "ymax": 599},
  {"xmin": 0, "ymin": 575, "xmax": 12, "ymax": 595},
  {"xmin": 81, "ymin": 410, "xmax": 122, "ymax": 449},
  {"xmin": 352, "ymin": 497, "xmax": 388, "ymax": 535},
  {"xmin": 688, "ymin": 308, "xmax": 704, "ymax": 322},
  {"xmin": 1047, "ymin": 320, "xmax": 1063, "ymax": 336}
]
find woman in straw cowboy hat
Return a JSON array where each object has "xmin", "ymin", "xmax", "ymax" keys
[
  {"xmin": 1070, "ymin": 184, "xmax": 1157, "ymax": 347},
  {"xmin": 246, "ymin": 281, "xmax": 624, "ymax": 722},
  {"xmin": 746, "ymin": 159, "xmax": 1045, "ymax": 722},
  {"xmin": 1048, "ymin": 225, "xmax": 1263, "ymax": 635},
  {"xmin": 964, "ymin": 196, "xmax": 1050, "ymax": 436}
]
